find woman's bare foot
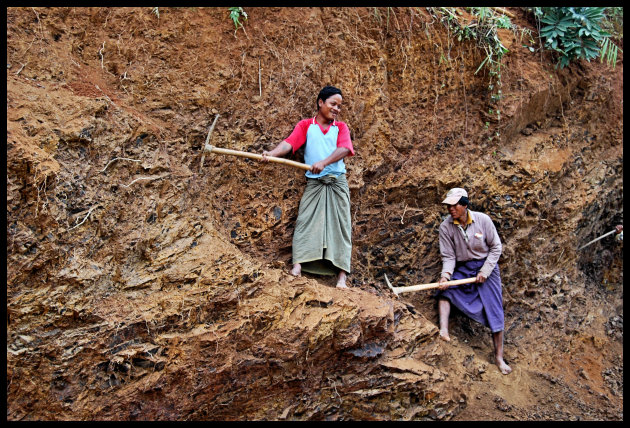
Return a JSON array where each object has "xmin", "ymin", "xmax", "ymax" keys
[
  {"xmin": 439, "ymin": 330, "xmax": 451, "ymax": 342},
  {"xmin": 336, "ymin": 270, "xmax": 348, "ymax": 288},
  {"xmin": 496, "ymin": 357, "xmax": 512, "ymax": 375},
  {"xmin": 290, "ymin": 263, "xmax": 301, "ymax": 277}
]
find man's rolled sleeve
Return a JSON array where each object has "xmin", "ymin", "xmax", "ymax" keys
[
  {"xmin": 479, "ymin": 220, "xmax": 502, "ymax": 278},
  {"xmin": 439, "ymin": 223, "xmax": 457, "ymax": 279}
]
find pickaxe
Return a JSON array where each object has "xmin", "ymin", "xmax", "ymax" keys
[
  {"xmin": 203, "ymin": 144, "xmax": 312, "ymax": 171},
  {"xmin": 199, "ymin": 114, "xmax": 311, "ymax": 172},
  {"xmin": 577, "ymin": 229, "xmax": 618, "ymax": 250},
  {"xmin": 384, "ymin": 274, "xmax": 477, "ymax": 296}
]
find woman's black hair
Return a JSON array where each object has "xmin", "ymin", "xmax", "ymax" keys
[
  {"xmin": 458, "ymin": 196, "xmax": 469, "ymax": 207},
  {"xmin": 317, "ymin": 86, "xmax": 342, "ymax": 110}
]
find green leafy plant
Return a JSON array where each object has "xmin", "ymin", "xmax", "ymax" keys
[
  {"xmin": 536, "ymin": 7, "xmax": 622, "ymax": 69},
  {"xmin": 433, "ymin": 7, "xmax": 512, "ymax": 77},
  {"xmin": 228, "ymin": 7, "xmax": 248, "ymax": 34},
  {"xmin": 598, "ymin": 8, "xmax": 622, "ymax": 69},
  {"xmin": 599, "ymin": 36, "xmax": 620, "ymax": 69},
  {"xmin": 432, "ymin": 7, "xmax": 512, "ymax": 124},
  {"xmin": 466, "ymin": 7, "xmax": 511, "ymax": 77}
]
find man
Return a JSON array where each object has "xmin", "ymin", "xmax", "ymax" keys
[
  {"xmin": 615, "ymin": 224, "xmax": 623, "ymax": 241},
  {"xmin": 436, "ymin": 188, "xmax": 512, "ymax": 375}
]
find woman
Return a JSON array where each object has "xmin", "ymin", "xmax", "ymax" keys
[{"xmin": 261, "ymin": 86, "xmax": 354, "ymax": 288}]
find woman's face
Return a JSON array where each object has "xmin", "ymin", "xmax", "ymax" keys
[{"xmin": 318, "ymin": 94, "xmax": 343, "ymax": 122}]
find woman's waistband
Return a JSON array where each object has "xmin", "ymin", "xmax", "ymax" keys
[{"xmin": 307, "ymin": 173, "xmax": 347, "ymax": 184}]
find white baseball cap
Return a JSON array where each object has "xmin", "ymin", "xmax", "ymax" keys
[{"xmin": 442, "ymin": 188, "xmax": 468, "ymax": 205}]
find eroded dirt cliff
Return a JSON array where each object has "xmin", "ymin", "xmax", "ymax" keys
[{"xmin": 6, "ymin": 7, "xmax": 623, "ymax": 420}]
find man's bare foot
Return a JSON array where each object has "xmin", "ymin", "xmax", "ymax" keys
[
  {"xmin": 496, "ymin": 357, "xmax": 512, "ymax": 375},
  {"xmin": 290, "ymin": 264, "xmax": 301, "ymax": 277},
  {"xmin": 439, "ymin": 330, "xmax": 451, "ymax": 342}
]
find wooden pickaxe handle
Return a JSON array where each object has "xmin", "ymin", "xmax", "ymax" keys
[
  {"xmin": 384, "ymin": 274, "xmax": 477, "ymax": 296},
  {"xmin": 577, "ymin": 229, "xmax": 617, "ymax": 250},
  {"xmin": 205, "ymin": 144, "xmax": 312, "ymax": 171}
]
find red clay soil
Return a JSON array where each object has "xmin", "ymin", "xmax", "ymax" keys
[{"xmin": 6, "ymin": 7, "xmax": 623, "ymax": 421}]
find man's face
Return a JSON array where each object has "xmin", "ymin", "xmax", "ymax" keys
[{"xmin": 446, "ymin": 203, "xmax": 467, "ymax": 221}]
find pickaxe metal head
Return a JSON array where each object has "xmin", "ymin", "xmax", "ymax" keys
[
  {"xmin": 199, "ymin": 114, "xmax": 220, "ymax": 172},
  {"xmin": 384, "ymin": 274, "xmax": 399, "ymax": 297}
]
